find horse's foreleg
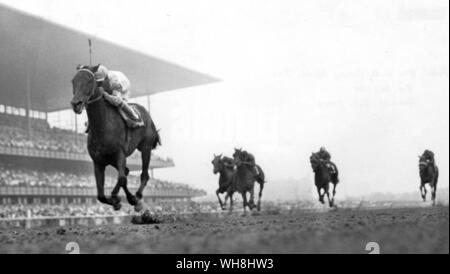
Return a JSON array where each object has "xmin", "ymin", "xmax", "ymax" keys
[
  {"xmin": 94, "ymin": 163, "xmax": 108, "ymax": 204},
  {"xmin": 431, "ymin": 185, "xmax": 437, "ymax": 206},
  {"xmin": 115, "ymin": 152, "xmax": 139, "ymax": 210},
  {"xmin": 317, "ymin": 187, "xmax": 324, "ymax": 204},
  {"xmin": 421, "ymin": 184, "xmax": 427, "ymax": 202},
  {"xmin": 94, "ymin": 163, "xmax": 120, "ymax": 209},
  {"xmin": 326, "ymin": 191, "xmax": 332, "ymax": 208},
  {"xmin": 249, "ymin": 187, "xmax": 255, "ymax": 210},
  {"xmin": 136, "ymin": 147, "xmax": 151, "ymax": 201},
  {"xmin": 241, "ymin": 192, "xmax": 248, "ymax": 216},
  {"xmin": 228, "ymin": 193, "xmax": 234, "ymax": 213},
  {"xmin": 216, "ymin": 189, "xmax": 224, "ymax": 210},
  {"xmin": 331, "ymin": 183, "xmax": 337, "ymax": 206}
]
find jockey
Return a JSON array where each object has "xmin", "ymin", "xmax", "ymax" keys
[
  {"xmin": 423, "ymin": 150, "xmax": 437, "ymax": 172},
  {"xmin": 94, "ymin": 65, "xmax": 142, "ymax": 124},
  {"xmin": 242, "ymin": 150, "xmax": 260, "ymax": 177},
  {"xmin": 318, "ymin": 147, "xmax": 331, "ymax": 162},
  {"xmin": 318, "ymin": 147, "xmax": 336, "ymax": 175}
]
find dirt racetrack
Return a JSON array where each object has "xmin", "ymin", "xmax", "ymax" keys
[{"xmin": 0, "ymin": 206, "xmax": 448, "ymax": 254}]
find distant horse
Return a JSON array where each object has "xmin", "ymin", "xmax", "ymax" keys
[
  {"xmin": 211, "ymin": 154, "xmax": 236, "ymax": 210},
  {"xmin": 310, "ymin": 152, "xmax": 339, "ymax": 207},
  {"xmin": 419, "ymin": 154, "xmax": 439, "ymax": 206},
  {"xmin": 71, "ymin": 65, "xmax": 161, "ymax": 211}
]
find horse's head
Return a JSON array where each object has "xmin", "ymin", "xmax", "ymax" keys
[
  {"xmin": 418, "ymin": 154, "xmax": 431, "ymax": 172},
  {"xmin": 71, "ymin": 64, "xmax": 100, "ymax": 114},
  {"xmin": 310, "ymin": 152, "xmax": 321, "ymax": 171},
  {"xmin": 212, "ymin": 154, "xmax": 223, "ymax": 174}
]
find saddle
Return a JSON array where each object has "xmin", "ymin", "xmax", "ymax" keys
[
  {"xmin": 118, "ymin": 106, "xmax": 145, "ymax": 129},
  {"xmin": 102, "ymin": 92, "xmax": 144, "ymax": 129}
]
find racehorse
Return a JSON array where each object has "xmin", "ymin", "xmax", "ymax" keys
[
  {"xmin": 419, "ymin": 154, "xmax": 439, "ymax": 206},
  {"xmin": 71, "ymin": 65, "xmax": 161, "ymax": 211},
  {"xmin": 231, "ymin": 149, "xmax": 262, "ymax": 214},
  {"xmin": 233, "ymin": 149, "xmax": 266, "ymax": 211},
  {"xmin": 310, "ymin": 152, "xmax": 339, "ymax": 207},
  {"xmin": 211, "ymin": 154, "xmax": 236, "ymax": 210}
]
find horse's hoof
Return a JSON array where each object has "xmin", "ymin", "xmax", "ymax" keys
[
  {"xmin": 113, "ymin": 203, "xmax": 122, "ymax": 211},
  {"xmin": 134, "ymin": 200, "xmax": 144, "ymax": 212},
  {"xmin": 111, "ymin": 196, "xmax": 122, "ymax": 204}
]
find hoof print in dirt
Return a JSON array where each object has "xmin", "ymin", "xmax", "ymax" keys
[
  {"xmin": 132, "ymin": 210, "xmax": 161, "ymax": 225},
  {"xmin": 56, "ymin": 228, "xmax": 66, "ymax": 235}
]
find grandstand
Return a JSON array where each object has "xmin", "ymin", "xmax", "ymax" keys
[{"xmin": 0, "ymin": 4, "xmax": 217, "ymax": 217}]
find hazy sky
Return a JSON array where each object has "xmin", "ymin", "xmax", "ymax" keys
[{"xmin": 1, "ymin": 0, "xmax": 448, "ymax": 197}]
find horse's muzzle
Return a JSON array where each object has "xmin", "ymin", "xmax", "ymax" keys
[{"xmin": 71, "ymin": 101, "xmax": 85, "ymax": 114}]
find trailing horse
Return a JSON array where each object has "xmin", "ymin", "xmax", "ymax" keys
[
  {"xmin": 211, "ymin": 154, "xmax": 236, "ymax": 210},
  {"xmin": 71, "ymin": 66, "xmax": 161, "ymax": 211},
  {"xmin": 310, "ymin": 152, "xmax": 339, "ymax": 208},
  {"xmin": 419, "ymin": 153, "xmax": 439, "ymax": 206}
]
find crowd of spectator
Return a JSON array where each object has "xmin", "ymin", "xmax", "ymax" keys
[
  {"xmin": 0, "ymin": 201, "xmax": 215, "ymax": 219},
  {"xmin": 0, "ymin": 204, "xmax": 128, "ymax": 219},
  {"xmin": 0, "ymin": 166, "xmax": 205, "ymax": 196},
  {"xmin": 0, "ymin": 113, "xmax": 86, "ymax": 153},
  {"xmin": 0, "ymin": 113, "xmax": 171, "ymax": 165}
]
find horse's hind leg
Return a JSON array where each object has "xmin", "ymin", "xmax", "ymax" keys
[
  {"xmin": 94, "ymin": 162, "xmax": 121, "ymax": 210},
  {"xmin": 431, "ymin": 185, "xmax": 437, "ymax": 206},
  {"xmin": 257, "ymin": 183, "xmax": 264, "ymax": 211},
  {"xmin": 136, "ymin": 146, "xmax": 151, "ymax": 202}
]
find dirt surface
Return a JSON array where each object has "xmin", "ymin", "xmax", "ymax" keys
[{"xmin": 0, "ymin": 206, "xmax": 448, "ymax": 254}]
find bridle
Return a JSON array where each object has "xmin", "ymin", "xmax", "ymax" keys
[{"xmin": 77, "ymin": 69, "xmax": 103, "ymax": 105}]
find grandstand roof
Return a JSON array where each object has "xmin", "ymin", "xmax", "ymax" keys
[{"xmin": 0, "ymin": 4, "xmax": 219, "ymax": 112}]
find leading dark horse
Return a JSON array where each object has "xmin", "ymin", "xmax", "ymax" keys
[
  {"xmin": 211, "ymin": 154, "xmax": 235, "ymax": 210},
  {"xmin": 310, "ymin": 152, "xmax": 339, "ymax": 207},
  {"xmin": 231, "ymin": 149, "xmax": 261, "ymax": 214},
  {"xmin": 233, "ymin": 148, "xmax": 266, "ymax": 211},
  {"xmin": 419, "ymin": 153, "xmax": 439, "ymax": 206},
  {"xmin": 71, "ymin": 65, "xmax": 161, "ymax": 211}
]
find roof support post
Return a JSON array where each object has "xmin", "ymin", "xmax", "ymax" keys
[{"xmin": 26, "ymin": 71, "xmax": 32, "ymax": 140}]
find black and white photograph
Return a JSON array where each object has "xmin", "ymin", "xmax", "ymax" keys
[{"xmin": 0, "ymin": 0, "xmax": 448, "ymax": 258}]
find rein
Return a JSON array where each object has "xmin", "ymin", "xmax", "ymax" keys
[{"xmin": 77, "ymin": 69, "xmax": 103, "ymax": 105}]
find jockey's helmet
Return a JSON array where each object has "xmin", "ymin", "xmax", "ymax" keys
[
  {"xmin": 94, "ymin": 65, "xmax": 109, "ymax": 82},
  {"xmin": 320, "ymin": 146, "xmax": 327, "ymax": 152}
]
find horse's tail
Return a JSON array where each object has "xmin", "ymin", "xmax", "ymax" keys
[
  {"xmin": 256, "ymin": 165, "xmax": 266, "ymax": 184},
  {"xmin": 152, "ymin": 129, "xmax": 162, "ymax": 149},
  {"xmin": 331, "ymin": 162, "xmax": 339, "ymax": 184}
]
